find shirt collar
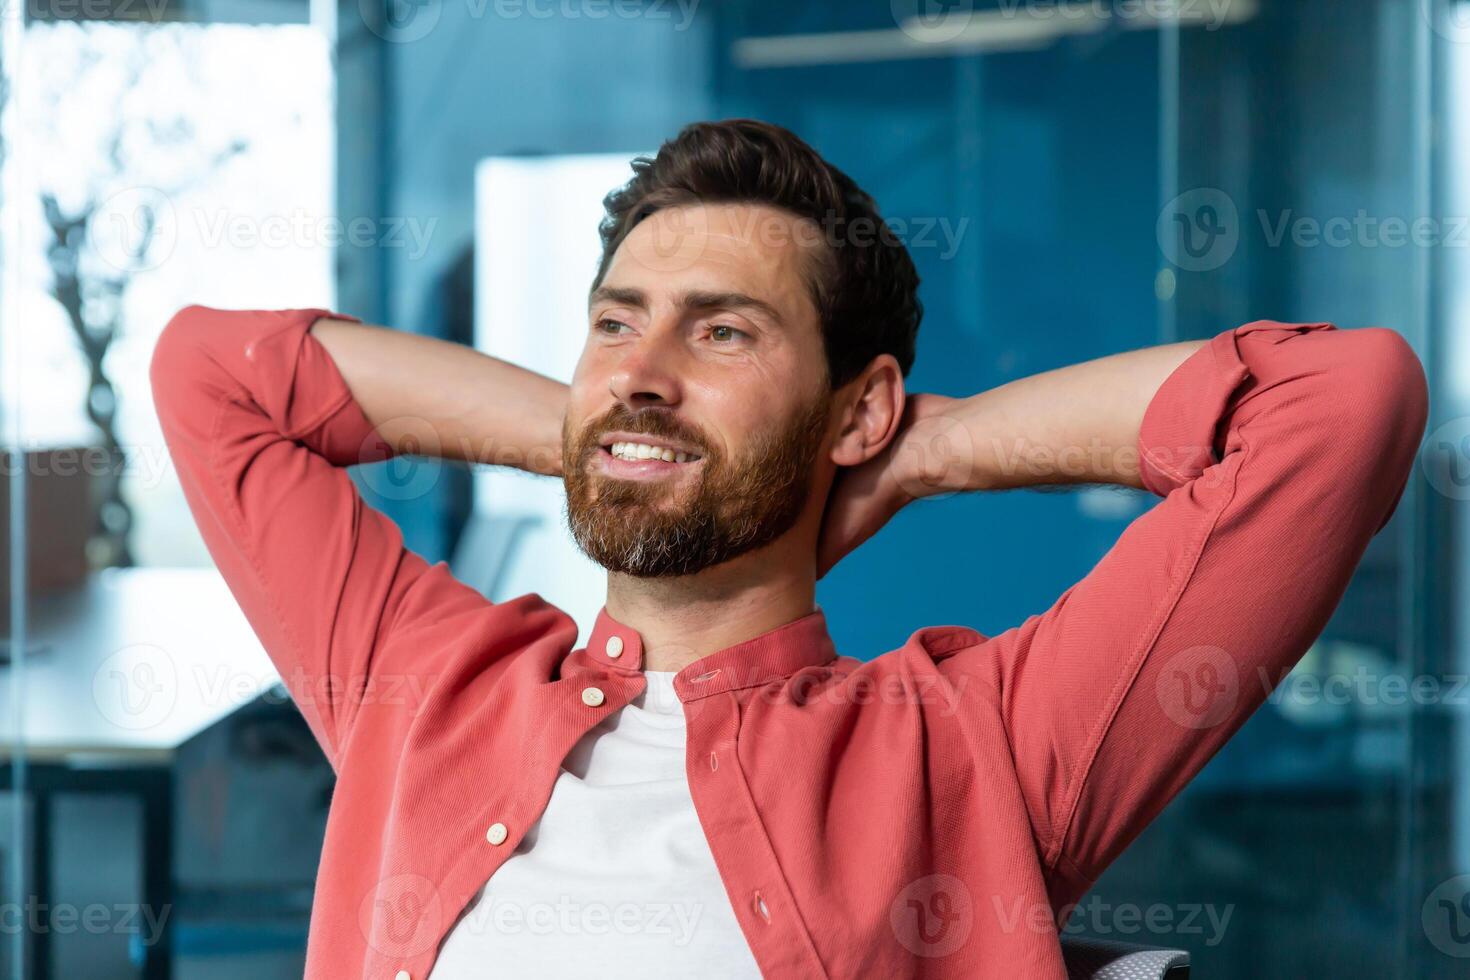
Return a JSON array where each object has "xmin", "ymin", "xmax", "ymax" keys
[{"xmin": 585, "ymin": 603, "xmax": 838, "ymax": 701}]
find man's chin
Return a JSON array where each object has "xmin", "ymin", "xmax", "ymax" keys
[
  {"xmin": 586, "ymin": 501, "xmax": 704, "ymax": 534},
  {"xmin": 585, "ymin": 476, "xmax": 700, "ymax": 509}
]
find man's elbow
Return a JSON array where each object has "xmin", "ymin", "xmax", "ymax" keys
[
  {"xmin": 1338, "ymin": 326, "xmax": 1429, "ymax": 466},
  {"xmin": 1321, "ymin": 327, "xmax": 1428, "ymax": 532},
  {"xmin": 149, "ymin": 304, "xmax": 213, "ymax": 419}
]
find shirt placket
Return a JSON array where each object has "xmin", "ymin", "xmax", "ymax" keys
[
  {"xmin": 681, "ymin": 682, "xmax": 829, "ymax": 980},
  {"xmin": 380, "ymin": 655, "xmax": 646, "ymax": 980}
]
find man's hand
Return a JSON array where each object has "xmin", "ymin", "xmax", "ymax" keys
[
  {"xmin": 816, "ymin": 393, "xmax": 960, "ymax": 579},
  {"xmin": 815, "ymin": 339, "xmax": 1209, "ymax": 578}
]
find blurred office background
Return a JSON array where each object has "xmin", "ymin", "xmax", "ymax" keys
[{"xmin": 0, "ymin": 0, "xmax": 1466, "ymax": 976}]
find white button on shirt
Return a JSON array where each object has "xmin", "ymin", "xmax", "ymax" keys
[{"xmin": 428, "ymin": 672, "xmax": 761, "ymax": 979}]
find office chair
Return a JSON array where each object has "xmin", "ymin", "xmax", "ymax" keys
[{"xmin": 1061, "ymin": 936, "xmax": 1191, "ymax": 980}]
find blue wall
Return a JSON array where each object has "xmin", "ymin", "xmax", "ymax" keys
[{"xmin": 708, "ymin": 8, "xmax": 1163, "ymax": 654}]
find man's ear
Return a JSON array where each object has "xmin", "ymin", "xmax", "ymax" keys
[{"xmin": 829, "ymin": 354, "xmax": 905, "ymax": 468}]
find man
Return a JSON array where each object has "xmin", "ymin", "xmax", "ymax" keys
[{"xmin": 150, "ymin": 119, "xmax": 1427, "ymax": 979}]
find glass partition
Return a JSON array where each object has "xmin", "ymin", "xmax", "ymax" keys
[
  {"xmin": 2, "ymin": 4, "xmax": 31, "ymax": 976},
  {"xmin": 1121, "ymin": 2, "xmax": 1448, "ymax": 977},
  {"xmin": 1, "ymin": 5, "xmax": 334, "ymax": 977}
]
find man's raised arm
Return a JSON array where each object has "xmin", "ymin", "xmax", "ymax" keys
[
  {"xmin": 306, "ymin": 315, "xmax": 567, "ymax": 472},
  {"xmin": 861, "ymin": 321, "xmax": 1427, "ymax": 912},
  {"xmin": 906, "ymin": 337, "xmax": 1209, "ymax": 493},
  {"xmin": 149, "ymin": 305, "xmax": 567, "ymax": 766},
  {"xmin": 815, "ymin": 339, "xmax": 1208, "ymax": 575}
]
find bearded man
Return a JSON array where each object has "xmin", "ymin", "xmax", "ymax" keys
[{"xmin": 150, "ymin": 119, "xmax": 1428, "ymax": 979}]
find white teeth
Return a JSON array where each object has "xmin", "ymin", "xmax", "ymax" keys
[{"xmin": 609, "ymin": 441, "xmax": 701, "ymax": 463}]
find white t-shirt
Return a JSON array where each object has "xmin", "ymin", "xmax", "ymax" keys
[{"xmin": 428, "ymin": 671, "xmax": 763, "ymax": 978}]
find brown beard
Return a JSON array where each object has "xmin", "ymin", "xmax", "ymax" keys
[{"xmin": 562, "ymin": 392, "xmax": 831, "ymax": 578}]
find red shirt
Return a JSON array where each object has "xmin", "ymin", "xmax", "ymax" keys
[{"xmin": 150, "ymin": 305, "xmax": 1427, "ymax": 979}]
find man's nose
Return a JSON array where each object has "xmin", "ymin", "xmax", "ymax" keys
[{"xmin": 608, "ymin": 326, "xmax": 685, "ymax": 408}]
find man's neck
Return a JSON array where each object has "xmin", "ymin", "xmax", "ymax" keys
[{"xmin": 604, "ymin": 544, "xmax": 818, "ymax": 672}]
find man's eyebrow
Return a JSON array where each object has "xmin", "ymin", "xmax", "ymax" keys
[
  {"xmin": 679, "ymin": 290, "xmax": 784, "ymax": 324},
  {"xmin": 588, "ymin": 285, "xmax": 646, "ymax": 310},
  {"xmin": 588, "ymin": 286, "xmax": 785, "ymax": 325}
]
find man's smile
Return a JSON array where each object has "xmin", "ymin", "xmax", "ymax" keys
[{"xmin": 595, "ymin": 430, "xmax": 707, "ymax": 481}]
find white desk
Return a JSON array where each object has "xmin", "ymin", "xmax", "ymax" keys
[
  {"xmin": 0, "ymin": 567, "xmax": 279, "ymax": 763},
  {"xmin": 0, "ymin": 567, "xmax": 279, "ymax": 980}
]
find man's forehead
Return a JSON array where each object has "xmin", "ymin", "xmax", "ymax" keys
[{"xmin": 600, "ymin": 202, "xmax": 825, "ymax": 305}]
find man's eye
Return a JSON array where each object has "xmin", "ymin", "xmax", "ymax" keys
[
  {"xmin": 710, "ymin": 324, "xmax": 747, "ymax": 343},
  {"xmin": 596, "ymin": 318, "xmax": 630, "ymax": 335}
]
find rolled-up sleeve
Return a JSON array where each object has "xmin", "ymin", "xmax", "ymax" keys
[
  {"xmin": 150, "ymin": 305, "xmax": 470, "ymax": 766},
  {"xmin": 945, "ymin": 320, "xmax": 1429, "ymax": 912}
]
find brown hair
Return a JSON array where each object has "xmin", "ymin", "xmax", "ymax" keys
[{"xmin": 592, "ymin": 119, "xmax": 922, "ymax": 390}]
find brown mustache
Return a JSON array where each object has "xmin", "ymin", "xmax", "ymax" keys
[{"xmin": 583, "ymin": 405, "xmax": 714, "ymax": 461}]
